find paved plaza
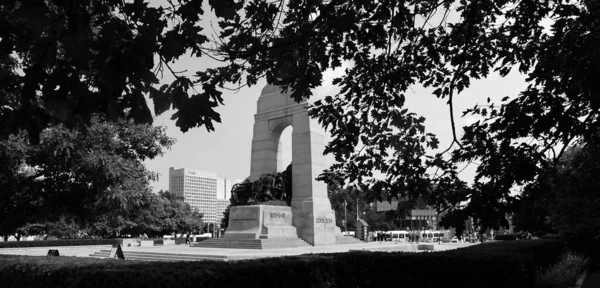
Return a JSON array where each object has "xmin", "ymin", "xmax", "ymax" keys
[{"xmin": 0, "ymin": 241, "xmax": 478, "ymax": 260}]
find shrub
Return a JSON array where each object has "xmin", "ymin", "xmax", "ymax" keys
[
  {"xmin": 0, "ymin": 239, "xmax": 566, "ymax": 288},
  {"xmin": 495, "ymin": 234, "xmax": 520, "ymax": 241},
  {"xmin": 564, "ymin": 235, "xmax": 600, "ymax": 262},
  {"xmin": 0, "ymin": 239, "xmax": 123, "ymax": 248},
  {"xmin": 535, "ymin": 251, "xmax": 589, "ymax": 288}
]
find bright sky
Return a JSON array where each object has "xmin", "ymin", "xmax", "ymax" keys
[{"xmin": 144, "ymin": 1, "xmax": 529, "ymax": 192}]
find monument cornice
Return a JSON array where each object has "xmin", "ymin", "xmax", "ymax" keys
[{"xmin": 254, "ymin": 102, "xmax": 308, "ymax": 122}]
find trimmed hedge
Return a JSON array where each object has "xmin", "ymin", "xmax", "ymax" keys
[
  {"xmin": 455, "ymin": 239, "xmax": 565, "ymax": 271},
  {"xmin": 174, "ymin": 238, "xmax": 187, "ymax": 245},
  {"xmin": 0, "ymin": 239, "xmax": 565, "ymax": 288},
  {"xmin": 0, "ymin": 239, "xmax": 123, "ymax": 248},
  {"xmin": 495, "ymin": 234, "xmax": 520, "ymax": 241}
]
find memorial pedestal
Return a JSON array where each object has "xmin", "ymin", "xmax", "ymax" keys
[
  {"xmin": 224, "ymin": 205, "xmax": 298, "ymax": 239},
  {"xmin": 193, "ymin": 205, "xmax": 310, "ymax": 249}
]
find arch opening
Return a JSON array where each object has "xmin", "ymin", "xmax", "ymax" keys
[{"xmin": 278, "ymin": 126, "xmax": 293, "ymax": 172}]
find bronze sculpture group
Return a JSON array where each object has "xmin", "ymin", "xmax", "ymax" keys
[{"xmin": 230, "ymin": 165, "xmax": 292, "ymax": 206}]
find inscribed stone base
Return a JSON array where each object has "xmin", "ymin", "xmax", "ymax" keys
[
  {"xmin": 224, "ymin": 205, "xmax": 298, "ymax": 239},
  {"xmin": 291, "ymin": 197, "xmax": 338, "ymax": 246}
]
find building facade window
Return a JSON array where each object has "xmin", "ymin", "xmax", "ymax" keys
[{"xmin": 168, "ymin": 167, "xmax": 237, "ymax": 224}]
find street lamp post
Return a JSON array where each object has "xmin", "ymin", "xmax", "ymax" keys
[
  {"xmin": 356, "ymin": 199, "xmax": 359, "ymax": 220},
  {"xmin": 344, "ymin": 199, "xmax": 348, "ymax": 236}
]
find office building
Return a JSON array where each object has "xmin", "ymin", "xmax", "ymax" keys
[
  {"xmin": 216, "ymin": 199, "xmax": 230, "ymax": 224},
  {"xmin": 375, "ymin": 199, "xmax": 399, "ymax": 212},
  {"xmin": 216, "ymin": 178, "xmax": 233, "ymax": 200},
  {"xmin": 374, "ymin": 197, "xmax": 441, "ymax": 230},
  {"xmin": 169, "ymin": 167, "xmax": 237, "ymax": 223}
]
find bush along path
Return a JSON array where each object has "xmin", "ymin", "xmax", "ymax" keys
[
  {"xmin": 535, "ymin": 251, "xmax": 589, "ymax": 288},
  {"xmin": 581, "ymin": 260, "xmax": 600, "ymax": 288},
  {"xmin": 0, "ymin": 240, "xmax": 565, "ymax": 288}
]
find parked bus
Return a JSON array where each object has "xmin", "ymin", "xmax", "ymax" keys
[
  {"xmin": 389, "ymin": 231, "xmax": 409, "ymax": 242},
  {"xmin": 420, "ymin": 230, "xmax": 451, "ymax": 242}
]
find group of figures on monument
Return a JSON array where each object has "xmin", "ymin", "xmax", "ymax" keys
[{"xmin": 230, "ymin": 164, "xmax": 293, "ymax": 206}]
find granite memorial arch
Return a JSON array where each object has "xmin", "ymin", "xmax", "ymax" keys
[{"xmin": 224, "ymin": 84, "xmax": 341, "ymax": 246}]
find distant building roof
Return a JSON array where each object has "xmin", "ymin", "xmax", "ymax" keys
[{"xmin": 357, "ymin": 219, "xmax": 369, "ymax": 227}]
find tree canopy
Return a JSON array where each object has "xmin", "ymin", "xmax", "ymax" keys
[
  {"xmin": 514, "ymin": 137, "xmax": 600, "ymax": 241},
  {"xmin": 0, "ymin": 116, "xmax": 176, "ymax": 239},
  {"xmin": 125, "ymin": 190, "xmax": 204, "ymax": 238},
  {"xmin": 1, "ymin": 0, "xmax": 232, "ymax": 143},
  {"xmin": 3, "ymin": 0, "xmax": 599, "ymax": 233},
  {"xmin": 207, "ymin": 0, "xmax": 600, "ymax": 232}
]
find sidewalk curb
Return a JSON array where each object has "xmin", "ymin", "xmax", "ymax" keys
[{"xmin": 573, "ymin": 267, "xmax": 589, "ymax": 288}]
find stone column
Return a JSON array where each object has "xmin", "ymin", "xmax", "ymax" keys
[
  {"xmin": 249, "ymin": 120, "xmax": 279, "ymax": 180},
  {"xmin": 291, "ymin": 110, "xmax": 337, "ymax": 246}
]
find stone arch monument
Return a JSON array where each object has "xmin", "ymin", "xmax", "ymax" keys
[{"xmin": 249, "ymin": 84, "xmax": 339, "ymax": 246}]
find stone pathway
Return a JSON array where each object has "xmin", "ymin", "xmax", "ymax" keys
[
  {"xmin": 0, "ymin": 245, "xmax": 113, "ymax": 257},
  {"xmin": 0, "ymin": 241, "xmax": 477, "ymax": 260}
]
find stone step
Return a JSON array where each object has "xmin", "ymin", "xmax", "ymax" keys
[
  {"xmin": 119, "ymin": 255, "xmax": 225, "ymax": 262},
  {"xmin": 94, "ymin": 250, "xmax": 230, "ymax": 259},
  {"xmin": 192, "ymin": 238, "xmax": 310, "ymax": 249},
  {"xmin": 89, "ymin": 251, "xmax": 227, "ymax": 262},
  {"xmin": 89, "ymin": 252, "xmax": 110, "ymax": 258},
  {"xmin": 196, "ymin": 239, "xmax": 262, "ymax": 244},
  {"xmin": 90, "ymin": 255, "xmax": 225, "ymax": 262},
  {"xmin": 261, "ymin": 240, "xmax": 310, "ymax": 249},
  {"xmin": 193, "ymin": 245, "xmax": 262, "ymax": 249},
  {"xmin": 336, "ymin": 236, "xmax": 364, "ymax": 245}
]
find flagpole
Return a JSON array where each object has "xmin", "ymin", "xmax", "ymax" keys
[{"xmin": 344, "ymin": 199, "xmax": 347, "ymax": 236}]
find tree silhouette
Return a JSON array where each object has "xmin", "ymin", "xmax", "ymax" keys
[
  {"xmin": 4, "ymin": 0, "xmax": 600, "ymax": 233},
  {"xmin": 208, "ymin": 0, "xmax": 600, "ymax": 232}
]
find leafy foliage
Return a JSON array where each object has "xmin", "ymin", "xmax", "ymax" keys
[
  {"xmin": 322, "ymin": 173, "xmax": 406, "ymax": 231},
  {"xmin": 206, "ymin": 0, "xmax": 600, "ymax": 233},
  {"xmin": 0, "ymin": 116, "xmax": 176, "ymax": 239},
  {"xmin": 123, "ymin": 190, "xmax": 204, "ymax": 238},
  {"xmin": 4, "ymin": 0, "xmax": 600, "ymax": 234},
  {"xmin": 0, "ymin": 133, "xmax": 39, "ymax": 239},
  {"xmin": 508, "ymin": 135, "xmax": 600, "ymax": 248},
  {"xmin": 327, "ymin": 184, "xmax": 363, "ymax": 231},
  {"xmin": 542, "ymin": 142, "xmax": 600, "ymax": 241},
  {"xmin": 0, "ymin": 0, "xmax": 233, "ymax": 143}
]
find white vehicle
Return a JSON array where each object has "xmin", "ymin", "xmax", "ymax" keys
[
  {"xmin": 417, "ymin": 230, "xmax": 451, "ymax": 242},
  {"xmin": 389, "ymin": 231, "xmax": 409, "ymax": 242},
  {"xmin": 451, "ymin": 236, "xmax": 459, "ymax": 243}
]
